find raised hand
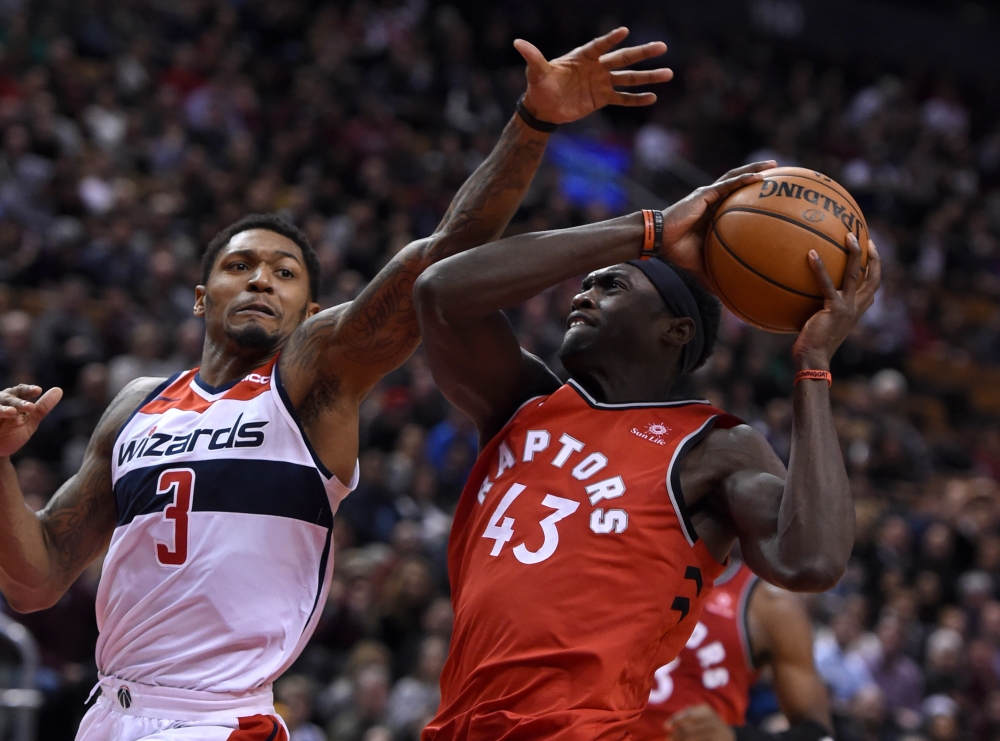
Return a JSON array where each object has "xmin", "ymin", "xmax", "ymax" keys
[
  {"xmin": 0, "ymin": 385, "xmax": 62, "ymax": 458},
  {"xmin": 792, "ymin": 234, "xmax": 882, "ymax": 371},
  {"xmin": 658, "ymin": 161, "xmax": 777, "ymax": 285},
  {"xmin": 515, "ymin": 27, "xmax": 673, "ymax": 125}
]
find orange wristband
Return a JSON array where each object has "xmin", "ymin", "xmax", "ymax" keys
[
  {"xmin": 794, "ymin": 370, "xmax": 832, "ymax": 387},
  {"xmin": 640, "ymin": 209, "xmax": 656, "ymax": 260}
]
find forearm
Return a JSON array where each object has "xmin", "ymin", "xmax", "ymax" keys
[
  {"xmin": 0, "ymin": 458, "xmax": 58, "ymax": 608},
  {"xmin": 418, "ymin": 212, "xmax": 644, "ymax": 317},
  {"xmin": 770, "ymin": 381, "xmax": 853, "ymax": 591},
  {"xmin": 429, "ymin": 115, "xmax": 551, "ymax": 258}
]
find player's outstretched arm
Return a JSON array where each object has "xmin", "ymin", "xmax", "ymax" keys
[
  {"xmin": 0, "ymin": 380, "xmax": 156, "ymax": 612},
  {"xmin": 279, "ymin": 29, "xmax": 674, "ymax": 410},
  {"xmin": 702, "ymin": 236, "xmax": 882, "ymax": 592},
  {"xmin": 415, "ymin": 167, "xmax": 770, "ymax": 441}
]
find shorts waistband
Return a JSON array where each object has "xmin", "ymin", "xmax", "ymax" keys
[{"xmin": 91, "ymin": 675, "xmax": 275, "ymax": 722}]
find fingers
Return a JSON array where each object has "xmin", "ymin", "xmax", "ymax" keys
[
  {"xmin": 714, "ymin": 160, "xmax": 777, "ymax": 184},
  {"xmin": 609, "ymin": 91, "xmax": 659, "ymax": 107},
  {"xmin": 0, "ymin": 384, "xmax": 42, "ymax": 416},
  {"xmin": 856, "ymin": 239, "xmax": 882, "ymax": 308},
  {"xmin": 33, "ymin": 387, "xmax": 63, "ymax": 418},
  {"xmin": 701, "ymin": 171, "xmax": 766, "ymax": 205},
  {"xmin": 513, "ymin": 39, "xmax": 548, "ymax": 71},
  {"xmin": 600, "ymin": 40, "xmax": 668, "ymax": 69},
  {"xmin": 840, "ymin": 233, "xmax": 864, "ymax": 304},
  {"xmin": 809, "ymin": 250, "xmax": 840, "ymax": 303},
  {"xmin": 609, "ymin": 68, "xmax": 674, "ymax": 87},
  {"xmin": 580, "ymin": 26, "xmax": 630, "ymax": 59}
]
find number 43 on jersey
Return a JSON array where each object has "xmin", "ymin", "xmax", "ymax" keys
[{"xmin": 482, "ymin": 481, "xmax": 627, "ymax": 565}]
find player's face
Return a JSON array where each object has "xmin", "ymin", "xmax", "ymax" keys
[
  {"xmin": 194, "ymin": 229, "xmax": 319, "ymax": 355},
  {"xmin": 558, "ymin": 264, "xmax": 668, "ymax": 374}
]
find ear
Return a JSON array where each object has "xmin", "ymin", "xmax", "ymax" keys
[
  {"xmin": 660, "ymin": 317, "xmax": 696, "ymax": 348},
  {"xmin": 193, "ymin": 286, "xmax": 206, "ymax": 317},
  {"xmin": 306, "ymin": 301, "xmax": 320, "ymax": 319}
]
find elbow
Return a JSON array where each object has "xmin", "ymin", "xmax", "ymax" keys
[
  {"xmin": 413, "ymin": 267, "xmax": 455, "ymax": 322},
  {"xmin": 771, "ymin": 559, "xmax": 846, "ymax": 593},
  {"xmin": 2, "ymin": 586, "xmax": 59, "ymax": 614}
]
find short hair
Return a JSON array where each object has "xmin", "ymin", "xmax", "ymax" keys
[
  {"xmin": 201, "ymin": 214, "xmax": 320, "ymax": 301},
  {"xmin": 667, "ymin": 264, "xmax": 722, "ymax": 372}
]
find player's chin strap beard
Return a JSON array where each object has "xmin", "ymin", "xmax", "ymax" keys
[
  {"xmin": 227, "ymin": 324, "xmax": 281, "ymax": 351},
  {"xmin": 626, "ymin": 258, "xmax": 704, "ymax": 376}
]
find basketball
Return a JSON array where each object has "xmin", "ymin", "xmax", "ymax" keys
[{"xmin": 705, "ymin": 167, "xmax": 869, "ymax": 333}]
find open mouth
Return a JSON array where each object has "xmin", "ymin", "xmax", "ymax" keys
[
  {"xmin": 235, "ymin": 302, "xmax": 277, "ymax": 318},
  {"xmin": 566, "ymin": 312, "xmax": 596, "ymax": 329}
]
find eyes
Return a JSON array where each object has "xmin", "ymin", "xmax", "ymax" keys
[
  {"xmin": 225, "ymin": 261, "xmax": 296, "ymax": 280},
  {"xmin": 580, "ymin": 275, "xmax": 627, "ymax": 293}
]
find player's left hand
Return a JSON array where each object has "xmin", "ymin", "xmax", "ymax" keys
[
  {"xmin": 515, "ymin": 27, "xmax": 673, "ymax": 125},
  {"xmin": 665, "ymin": 704, "xmax": 736, "ymax": 741},
  {"xmin": 658, "ymin": 162, "xmax": 777, "ymax": 289},
  {"xmin": 792, "ymin": 233, "xmax": 882, "ymax": 372}
]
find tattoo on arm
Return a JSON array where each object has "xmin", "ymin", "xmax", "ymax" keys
[
  {"xmin": 38, "ymin": 380, "xmax": 153, "ymax": 590},
  {"xmin": 282, "ymin": 117, "xmax": 550, "ymax": 410}
]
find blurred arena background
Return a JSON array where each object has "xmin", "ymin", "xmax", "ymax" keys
[{"xmin": 0, "ymin": 0, "xmax": 998, "ymax": 739}]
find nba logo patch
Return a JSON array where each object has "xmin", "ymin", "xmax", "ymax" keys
[{"xmin": 117, "ymin": 685, "xmax": 132, "ymax": 709}]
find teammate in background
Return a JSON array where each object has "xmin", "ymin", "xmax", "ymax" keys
[
  {"xmin": 633, "ymin": 559, "xmax": 831, "ymax": 741},
  {"xmin": 415, "ymin": 166, "xmax": 880, "ymax": 740},
  {"xmin": 0, "ymin": 29, "xmax": 674, "ymax": 741}
]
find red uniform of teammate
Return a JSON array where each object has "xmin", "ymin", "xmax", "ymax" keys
[
  {"xmin": 633, "ymin": 563, "xmax": 760, "ymax": 739},
  {"xmin": 423, "ymin": 380, "xmax": 740, "ymax": 740}
]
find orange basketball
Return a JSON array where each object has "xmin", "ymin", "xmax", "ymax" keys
[{"xmin": 705, "ymin": 167, "xmax": 869, "ymax": 333}]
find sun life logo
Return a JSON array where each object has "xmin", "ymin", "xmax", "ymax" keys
[{"xmin": 631, "ymin": 422, "xmax": 672, "ymax": 445}]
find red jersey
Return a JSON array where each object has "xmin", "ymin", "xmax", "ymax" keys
[
  {"xmin": 632, "ymin": 563, "xmax": 762, "ymax": 740},
  {"xmin": 423, "ymin": 380, "xmax": 740, "ymax": 741}
]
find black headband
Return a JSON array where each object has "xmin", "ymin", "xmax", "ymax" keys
[{"xmin": 626, "ymin": 258, "xmax": 705, "ymax": 376}]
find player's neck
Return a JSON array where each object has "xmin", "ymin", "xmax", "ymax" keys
[
  {"xmin": 571, "ymin": 363, "xmax": 679, "ymax": 405},
  {"xmin": 197, "ymin": 341, "xmax": 279, "ymax": 388}
]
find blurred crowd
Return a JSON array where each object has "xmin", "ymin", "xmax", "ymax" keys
[{"xmin": 0, "ymin": 0, "xmax": 998, "ymax": 740}]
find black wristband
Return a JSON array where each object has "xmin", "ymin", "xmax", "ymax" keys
[
  {"xmin": 652, "ymin": 210, "xmax": 664, "ymax": 255},
  {"xmin": 516, "ymin": 94, "xmax": 559, "ymax": 133},
  {"xmin": 734, "ymin": 720, "xmax": 833, "ymax": 741}
]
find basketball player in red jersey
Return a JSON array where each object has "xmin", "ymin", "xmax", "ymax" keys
[
  {"xmin": 634, "ymin": 558, "xmax": 831, "ymax": 741},
  {"xmin": 414, "ymin": 165, "xmax": 881, "ymax": 739},
  {"xmin": 0, "ymin": 29, "xmax": 675, "ymax": 741}
]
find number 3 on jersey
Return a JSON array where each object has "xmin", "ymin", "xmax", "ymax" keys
[
  {"xmin": 155, "ymin": 468, "xmax": 195, "ymax": 566},
  {"xmin": 482, "ymin": 482, "xmax": 579, "ymax": 564}
]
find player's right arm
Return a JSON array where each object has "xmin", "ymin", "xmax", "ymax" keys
[
  {"xmin": 0, "ymin": 379, "xmax": 157, "ymax": 612},
  {"xmin": 414, "ymin": 165, "xmax": 770, "ymax": 442}
]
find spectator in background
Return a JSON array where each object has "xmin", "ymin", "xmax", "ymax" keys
[{"xmin": 276, "ymin": 675, "xmax": 326, "ymax": 741}]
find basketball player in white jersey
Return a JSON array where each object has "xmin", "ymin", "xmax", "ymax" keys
[{"xmin": 0, "ymin": 29, "xmax": 674, "ymax": 741}]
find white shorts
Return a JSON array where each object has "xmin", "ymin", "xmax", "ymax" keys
[{"xmin": 75, "ymin": 676, "xmax": 289, "ymax": 741}]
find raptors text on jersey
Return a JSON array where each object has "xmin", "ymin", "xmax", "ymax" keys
[
  {"xmin": 423, "ymin": 380, "xmax": 741, "ymax": 741},
  {"xmin": 99, "ymin": 356, "xmax": 357, "ymax": 694}
]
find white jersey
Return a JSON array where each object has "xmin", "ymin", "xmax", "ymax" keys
[{"xmin": 98, "ymin": 355, "xmax": 357, "ymax": 694}]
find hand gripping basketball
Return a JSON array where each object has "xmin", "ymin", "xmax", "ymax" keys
[
  {"xmin": 656, "ymin": 161, "xmax": 777, "ymax": 287},
  {"xmin": 0, "ymin": 384, "xmax": 63, "ymax": 458},
  {"xmin": 791, "ymin": 234, "xmax": 882, "ymax": 372},
  {"xmin": 515, "ymin": 27, "xmax": 674, "ymax": 125}
]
